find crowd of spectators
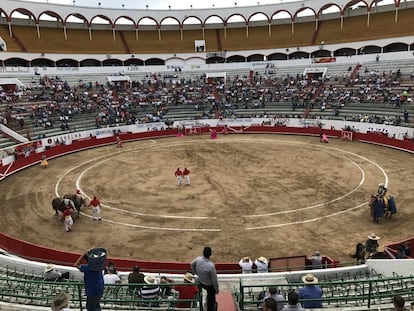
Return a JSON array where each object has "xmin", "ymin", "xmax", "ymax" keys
[{"xmin": 0, "ymin": 68, "xmax": 412, "ymax": 142}]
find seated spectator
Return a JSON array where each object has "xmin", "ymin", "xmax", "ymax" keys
[
  {"xmin": 139, "ymin": 275, "xmax": 161, "ymax": 300},
  {"xmin": 298, "ymin": 273, "xmax": 323, "ymax": 309},
  {"xmin": 128, "ymin": 265, "xmax": 145, "ymax": 292},
  {"xmin": 160, "ymin": 275, "xmax": 173, "ymax": 297},
  {"xmin": 263, "ymin": 287, "xmax": 285, "ymax": 311},
  {"xmin": 239, "ymin": 256, "xmax": 253, "ymax": 273},
  {"xmin": 103, "ymin": 266, "xmax": 121, "ymax": 285},
  {"xmin": 263, "ymin": 297, "xmax": 278, "ymax": 311},
  {"xmin": 255, "ymin": 256, "xmax": 269, "ymax": 273},
  {"xmin": 44, "ymin": 264, "xmax": 70, "ymax": 281},
  {"xmin": 104, "ymin": 261, "xmax": 118, "ymax": 275},
  {"xmin": 163, "ymin": 272, "xmax": 199, "ymax": 308},
  {"xmin": 393, "ymin": 295, "xmax": 407, "ymax": 310},
  {"xmin": 281, "ymin": 292, "xmax": 304, "ymax": 311}
]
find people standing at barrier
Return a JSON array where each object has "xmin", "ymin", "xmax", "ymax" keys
[
  {"xmin": 365, "ymin": 233, "xmax": 380, "ymax": 258},
  {"xmin": 298, "ymin": 273, "xmax": 323, "ymax": 309},
  {"xmin": 191, "ymin": 246, "xmax": 219, "ymax": 311},
  {"xmin": 239, "ymin": 256, "xmax": 253, "ymax": 273},
  {"xmin": 74, "ymin": 249, "xmax": 105, "ymax": 311},
  {"xmin": 87, "ymin": 195, "xmax": 102, "ymax": 221},
  {"xmin": 310, "ymin": 251, "xmax": 323, "ymax": 269},
  {"xmin": 255, "ymin": 256, "xmax": 269, "ymax": 273},
  {"xmin": 175, "ymin": 168, "xmax": 183, "ymax": 186}
]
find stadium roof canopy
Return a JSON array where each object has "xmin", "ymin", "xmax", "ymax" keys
[{"xmin": 0, "ymin": 0, "xmax": 408, "ymax": 28}]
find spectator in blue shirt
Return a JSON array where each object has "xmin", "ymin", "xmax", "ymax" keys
[
  {"xmin": 298, "ymin": 273, "xmax": 323, "ymax": 309},
  {"xmin": 74, "ymin": 250, "xmax": 105, "ymax": 311}
]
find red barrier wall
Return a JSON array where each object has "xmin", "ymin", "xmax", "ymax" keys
[{"xmin": 0, "ymin": 126, "xmax": 412, "ymax": 273}]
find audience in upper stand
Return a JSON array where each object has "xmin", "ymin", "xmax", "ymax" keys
[{"xmin": 1, "ymin": 67, "xmax": 412, "ymax": 141}]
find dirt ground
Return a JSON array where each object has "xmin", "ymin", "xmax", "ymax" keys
[{"xmin": 1, "ymin": 134, "xmax": 413, "ymax": 265}]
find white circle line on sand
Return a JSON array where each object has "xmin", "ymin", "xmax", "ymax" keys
[
  {"xmin": 78, "ymin": 213, "xmax": 221, "ymax": 232},
  {"xmin": 55, "ymin": 136, "xmax": 389, "ymax": 230},
  {"xmin": 245, "ymin": 201, "xmax": 368, "ymax": 230},
  {"xmin": 243, "ymin": 157, "xmax": 365, "ymax": 217}
]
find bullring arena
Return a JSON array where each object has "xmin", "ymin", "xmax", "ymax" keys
[
  {"xmin": 1, "ymin": 132, "xmax": 413, "ymax": 264},
  {"xmin": 1, "ymin": 0, "xmax": 414, "ymax": 309}
]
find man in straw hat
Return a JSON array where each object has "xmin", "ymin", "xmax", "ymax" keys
[
  {"xmin": 139, "ymin": 275, "xmax": 161, "ymax": 300},
  {"xmin": 298, "ymin": 273, "xmax": 323, "ymax": 309},
  {"xmin": 164, "ymin": 272, "xmax": 199, "ymax": 308},
  {"xmin": 365, "ymin": 233, "xmax": 380, "ymax": 257},
  {"xmin": 239, "ymin": 256, "xmax": 253, "ymax": 274},
  {"xmin": 51, "ymin": 292, "xmax": 71, "ymax": 311},
  {"xmin": 44, "ymin": 263, "xmax": 70, "ymax": 281},
  {"xmin": 255, "ymin": 256, "xmax": 269, "ymax": 273}
]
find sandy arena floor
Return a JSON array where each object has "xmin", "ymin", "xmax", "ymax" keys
[{"xmin": 1, "ymin": 134, "xmax": 413, "ymax": 264}]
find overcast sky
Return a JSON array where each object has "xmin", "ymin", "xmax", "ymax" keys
[{"xmin": 26, "ymin": 0, "xmax": 298, "ymax": 10}]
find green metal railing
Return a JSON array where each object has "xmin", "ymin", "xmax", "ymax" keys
[
  {"xmin": 0, "ymin": 276, "xmax": 203, "ymax": 310},
  {"xmin": 238, "ymin": 275, "xmax": 414, "ymax": 310}
]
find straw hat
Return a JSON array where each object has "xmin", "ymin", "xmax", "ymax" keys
[
  {"xmin": 302, "ymin": 273, "xmax": 319, "ymax": 284},
  {"xmin": 144, "ymin": 275, "xmax": 158, "ymax": 285},
  {"xmin": 257, "ymin": 256, "xmax": 268, "ymax": 264},
  {"xmin": 183, "ymin": 272, "xmax": 195, "ymax": 283},
  {"xmin": 368, "ymin": 233, "xmax": 380, "ymax": 240},
  {"xmin": 44, "ymin": 263, "xmax": 55, "ymax": 273},
  {"xmin": 51, "ymin": 292, "xmax": 71, "ymax": 311},
  {"xmin": 241, "ymin": 256, "xmax": 251, "ymax": 262}
]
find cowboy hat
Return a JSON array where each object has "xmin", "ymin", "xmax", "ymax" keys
[
  {"xmin": 257, "ymin": 256, "xmax": 268, "ymax": 264},
  {"xmin": 51, "ymin": 292, "xmax": 71, "ymax": 311},
  {"xmin": 44, "ymin": 263, "xmax": 55, "ymax": 273},
  {"xmin": 144, "ymin": 275, "xmax": 158, "ymax": 285},
  {"xmin": 368, "ymin": 233, "xmax": 380, "ymax": 240},
  {"xmin": 302, "ymin": 273, "xmax": 319, "ymax": 284},
  {"xmin": 241, "ymin": 256, "xmax": 251, "ymax": 262},
  {"xmin": 183, "ymin": 272, "xmax": 195, "ymax": 283}
]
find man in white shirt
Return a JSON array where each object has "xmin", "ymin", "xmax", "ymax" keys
[{"xmin": 103, "ymin": 267, "xmax": 121, "ymax": 285}]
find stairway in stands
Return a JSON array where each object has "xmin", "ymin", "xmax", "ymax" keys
[
  {"xmin": 350, "ymin": 63, "xmax": 362, "ymax": 80},
  {"xmin": 1, "ymin": 25, "xmax": 27, "ymax": 52},
  {"xmin": 303, "ymin": 83, "xmax": 324, "ymax": 118}
]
